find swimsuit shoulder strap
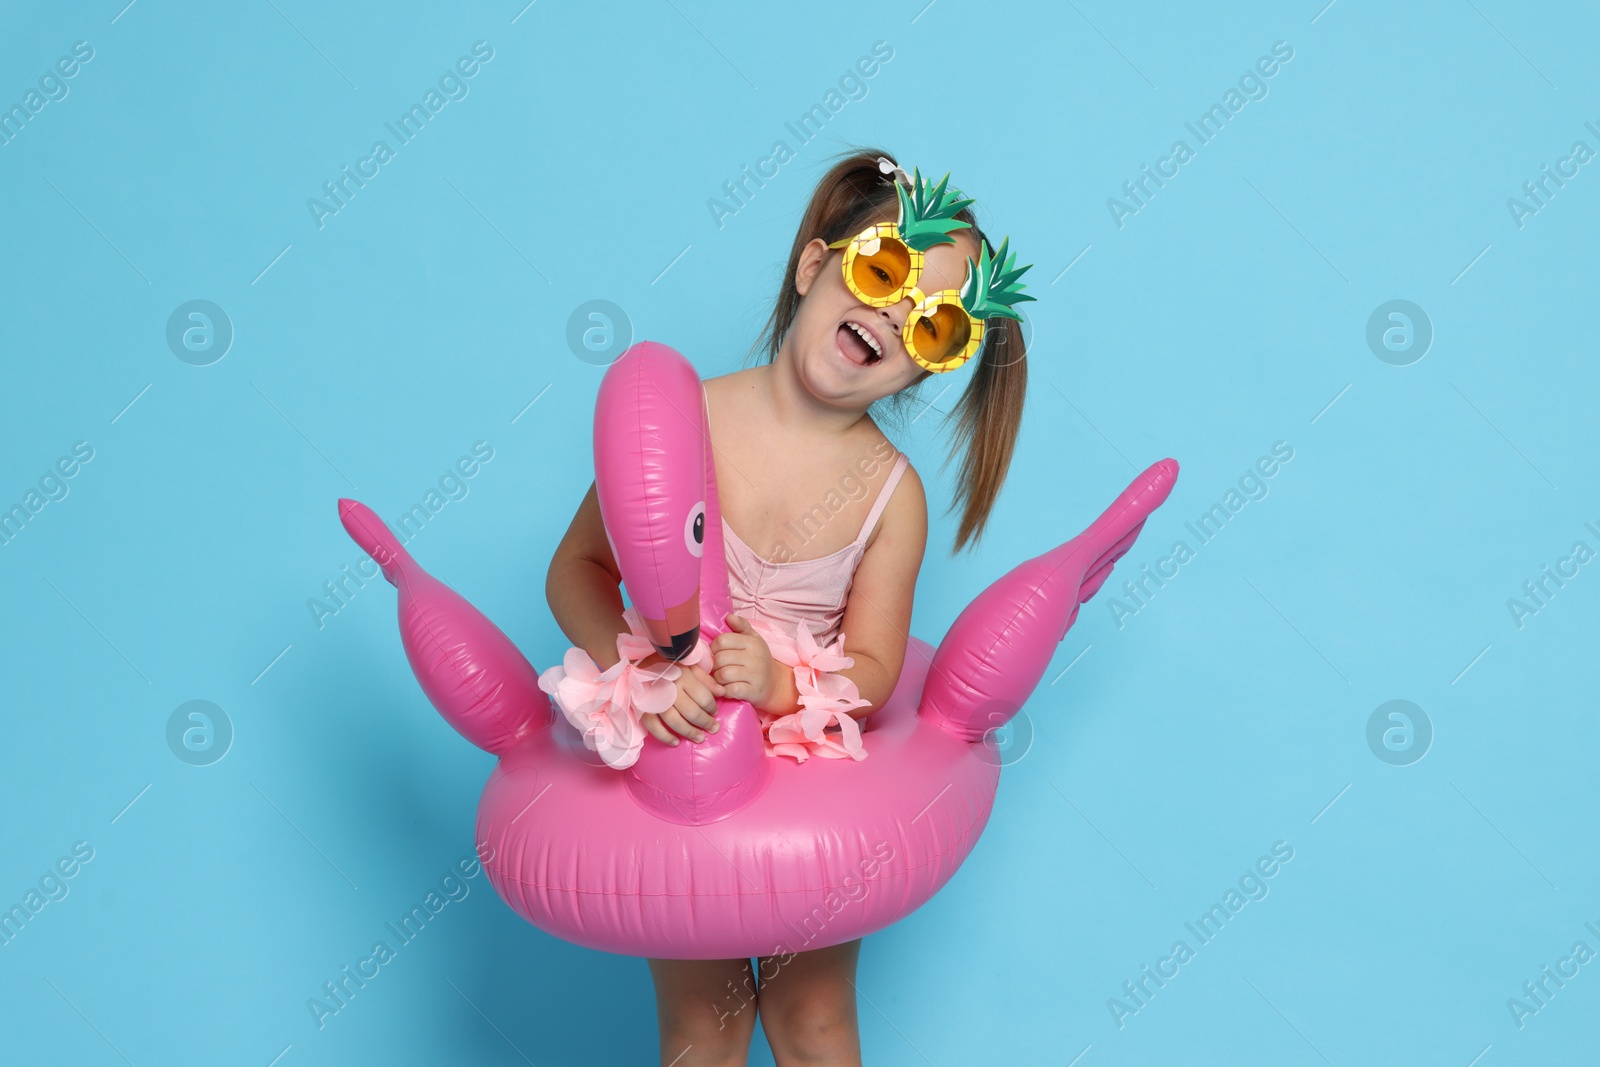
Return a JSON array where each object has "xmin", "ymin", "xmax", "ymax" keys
[{"xmin": 855, "ymin": 452, "xmax": 909, "ymax": 545}]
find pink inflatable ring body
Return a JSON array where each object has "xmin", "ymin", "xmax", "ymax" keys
[{"xmin": 339, "ymin": 342, "xmax": 1177, "ymax": 959}]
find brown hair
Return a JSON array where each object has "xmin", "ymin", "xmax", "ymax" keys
[{"xmin": 748, "ymin": 148, "xmax": 1029, "ymax": 555}]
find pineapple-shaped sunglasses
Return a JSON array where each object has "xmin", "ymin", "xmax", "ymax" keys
[{"xmin": 826, "ymin": 165, "xmax": 1035, "ymax": 373}]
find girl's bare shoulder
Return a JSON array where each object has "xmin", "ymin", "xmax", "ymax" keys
[
  {"xmin": 850, "ymin": 414, "xmax": 923, "ymax": 516},
  {"xmin": 865, "ymin": 439, "xmax": 926, "ymax": 555},
  {"xmin": 703, "ymin": 366, "xmax": 757, "ymax": 395},
  {"xmin": 888, "ymin": 455, "xmax": 927, "ymax": 521}
]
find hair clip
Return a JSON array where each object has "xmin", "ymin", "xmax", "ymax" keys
[{"xmin": 876, "ymin": 156, "xmax": 912, "ymax": 188}]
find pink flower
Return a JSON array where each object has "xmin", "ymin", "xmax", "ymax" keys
[
  {"xmin": 537, "ymin": 608, "xmax": 684, "ymax": 770},
  {"xmin": 756, "ymin": 620, "xmax": 871, "ymax": 763}
]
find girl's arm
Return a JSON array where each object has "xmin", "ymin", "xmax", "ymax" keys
[
  {"xmin": 545, "ymin": 481, "xmax": 632, "ymax": 670},
  {"xmin": 834, "ymin": 463, "xmax": 928, "ymax": 717},
  {"xmin": 546, "ymin": 481, "xmax": 724, "ymax": 743}
]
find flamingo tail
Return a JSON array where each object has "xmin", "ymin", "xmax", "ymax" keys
[
  {"xmin": 338, "ymin": 498, "xmax": 553, "ymax": 756},
  {"xmin": 917, "ymin": 459, "xmax": 1179, "ymax": 742}
]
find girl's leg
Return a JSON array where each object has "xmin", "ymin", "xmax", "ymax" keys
[
  {"xmin": 647, "ymin": 956, "xmax": 760, "ymax": 1067},
  {"xmin": 754, "ymin": 938, "xmax": 863, "ymax": 1067}
]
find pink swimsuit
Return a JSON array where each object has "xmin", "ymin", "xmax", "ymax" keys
[{"xmin": 721, "ymin": 451, "xmax": 910, "ymax": 649}]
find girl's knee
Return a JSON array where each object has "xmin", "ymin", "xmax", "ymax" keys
[
  {"xmin": 650, "ymin": 958, "xmax": 758, "ymax": 1063},
  {"xmin": 657, "ymin": 1007, "xmax": 756, "ymax": 1067},
  {"xmin": 760, "ymin": 990, "xmax": 860, "ymax": 1063},
  {"xmin": 657, "ymin": 1029, "xmax": 751, "ymax": 1067}
]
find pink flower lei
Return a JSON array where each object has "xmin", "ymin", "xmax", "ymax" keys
[
  {"xmin": 747, "ymin": 618, "xmax": 871, "ymax": 763},
  {"xmin": 537, "ymin": 609, "xmax": 871, "ymax": 769},
  {"xmin": 535, "ymin": 607, "xmax": 680, "ymax": 770}
]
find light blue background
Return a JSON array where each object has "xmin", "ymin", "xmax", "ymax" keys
[{"xmin": 3, "ymin": 1, "xmax": 1597, "ymax": 1063}]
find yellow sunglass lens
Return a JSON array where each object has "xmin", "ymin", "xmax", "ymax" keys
[
  {"xmin": 908, "ymin": 300, "xmax": 974, "ymax": 367},
  {"xmin": 847, "ymin": 236, "xmax": 914, "ymax": 303}
]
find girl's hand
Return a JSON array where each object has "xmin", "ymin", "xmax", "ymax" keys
[
  {"xmin": 636, "ymin": 652, "xmax": 724, "ymax": 746},
  {"xmin": 712, "ymin": 613, "xmax": 785, "ymax": 712}
]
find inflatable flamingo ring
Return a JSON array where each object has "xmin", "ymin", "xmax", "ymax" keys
[{"xmin": 338, "ymin": 342, "xmax": 1177, "ymax": 959}]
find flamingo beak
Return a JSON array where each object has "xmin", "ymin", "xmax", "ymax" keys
[{"xmin": 642, "ymin": 588, "xmax": 703, "ymax": 661}]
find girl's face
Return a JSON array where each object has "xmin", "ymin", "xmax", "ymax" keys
[{"xmin": 786, "ymin": 227, "xmax": 981, "ymax": 407}]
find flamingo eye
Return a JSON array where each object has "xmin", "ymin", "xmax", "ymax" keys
[{"xmin": 684, "ymin": 501, "xmax": 706, "ymax": 558}]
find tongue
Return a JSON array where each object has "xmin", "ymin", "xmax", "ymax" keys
[{"xmin": 838, "ymin": 324, "xmax": 876, "ymax": 364}]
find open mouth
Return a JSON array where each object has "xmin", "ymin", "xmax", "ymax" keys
[{"xmin": 837, "ymin": 321, "xmax": 883, "ymax": 367}]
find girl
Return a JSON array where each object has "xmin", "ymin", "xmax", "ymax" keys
[{"xmin": 546, "ymin": 148, "xmax": 1029, "ymax": 1066}]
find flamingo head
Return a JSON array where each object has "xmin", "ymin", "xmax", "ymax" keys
[{"xmin": 593, "ymin": 342, "xmax": 731, "ymax": 661}]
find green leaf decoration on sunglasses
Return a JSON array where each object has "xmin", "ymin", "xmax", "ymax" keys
[
  {"xmin": 960, "ymin": 236, "xmax": 1037, "ymax": 323},
  {"xmin": 896, "ymin": 168, "xmax": 976, "ymax": 251}
]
